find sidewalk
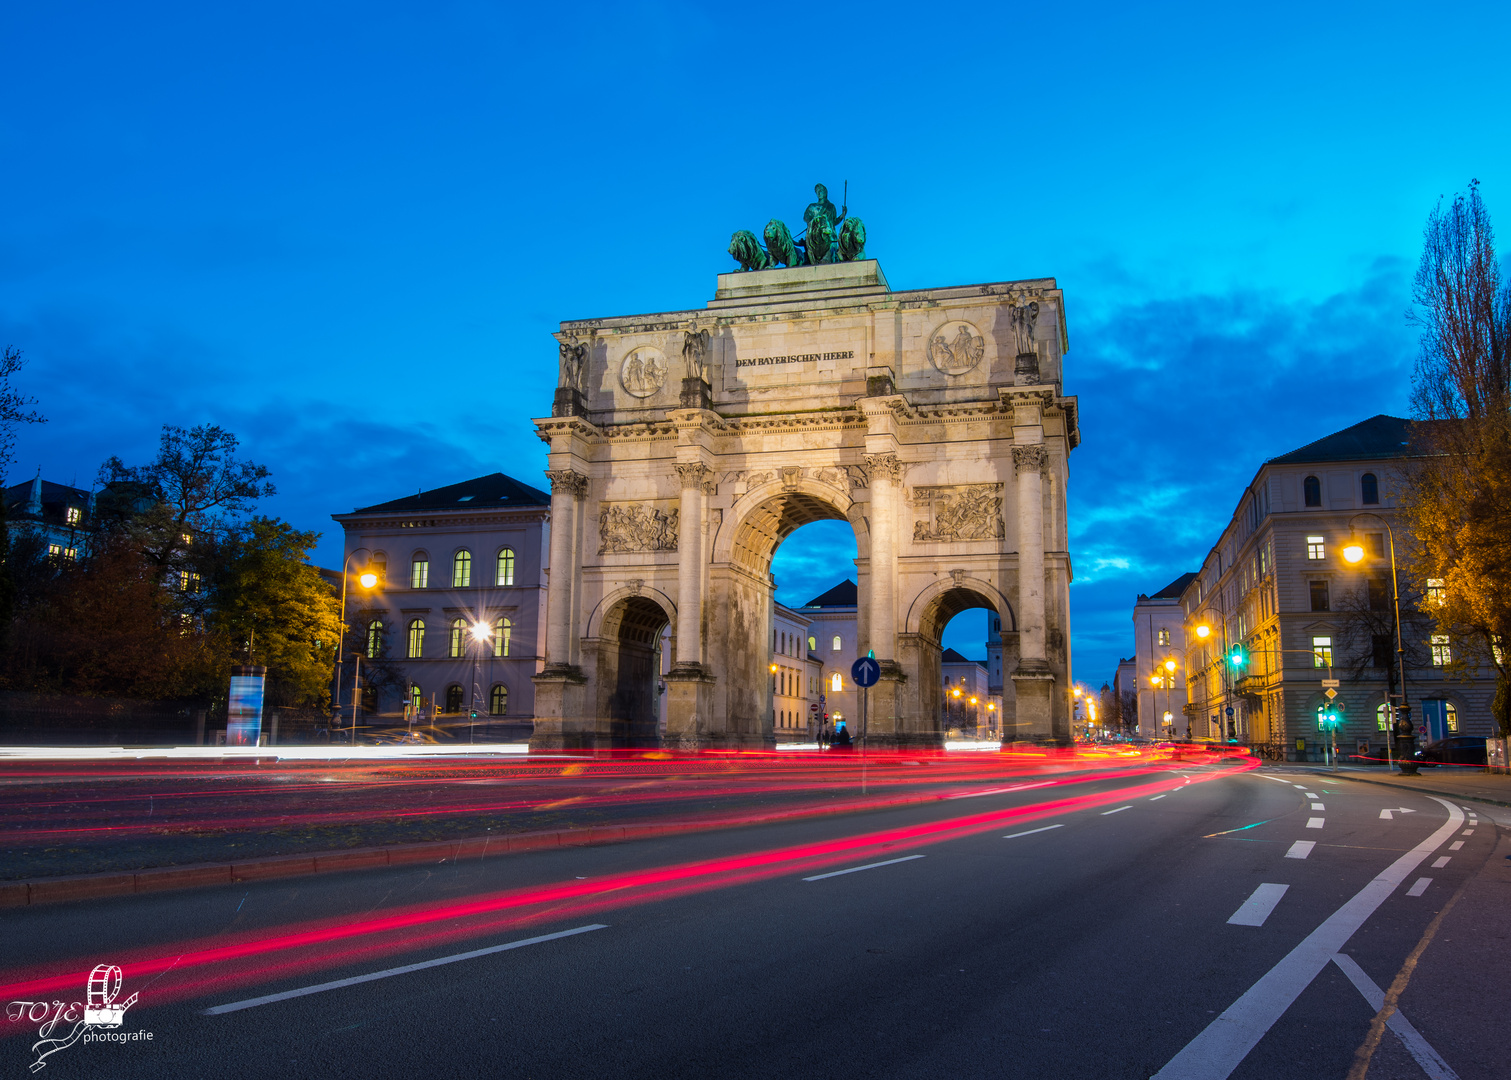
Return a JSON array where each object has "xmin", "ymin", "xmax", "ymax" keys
[{"xmin": 1291, "ymin": 764, "xmax": 1511, "ymax": 808}]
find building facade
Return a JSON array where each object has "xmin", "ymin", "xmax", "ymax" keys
[
  {"xmin": 4, "ymin": 476, "xmax": 93, "ymax": 559},
  {"xmin": 1113, "ymin": 657, "xmax": 1138, "ymax": 734},
  {"xmin": 1132, "ymin": 573, "xmax": 1196, "ymax": 739},
  {"xmin": 794, "ymin": 579, "xmax": 860, "ymax": 735},
  {"xmin": 1178, "ymin": 415, "xmax": 1499, "ymax": 761},
  {"xmin": 771, "ymin": 602, "xmax": 820, "ymax": 741},
  {"xmin": 331, "ymin": 473, "xmax": 550, "ymax": 732},
  {"xmin": 941, "ymin": 648, "xmax": 992, "ymax": 737}
]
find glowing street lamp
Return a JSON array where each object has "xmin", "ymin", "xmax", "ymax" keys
[
  {"xmin": 1195, "ymin": 624, "xmax": 1211, "ymax": 639},
  {"xmin": 1344, "ymin": 516, "xmax": 1415, "ymax": 772}
]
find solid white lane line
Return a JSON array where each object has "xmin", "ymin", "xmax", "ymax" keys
[
  {"xmin": 1306, "ymin": 818, "xmax": 1325, "ymax": 829},
  {"xmin": 1227, "ymin": 884, "xmax": 1289, "ymax": 927},
  {"xmin": 1284, "ymin": 841, "xmax": 1315, "ymax": 859},
  {"xmin": 1332, "ymin": 953, "xmax": 1461, "ymax": 1080},
  {"xmin": 1101, "ymin": 805, "xmax": 1132, "ymax": 815},
  {"xmin": 1003, "ymin": 824, "xmax": 1065, "ymax": 840},
  {"xmin": 1150, "ymin": 794, "xmax": 1167, "ymax": 801},
  {"xmin": 1151, "ymin": 796, "xmax": 1464, "ymax": 1080},
  {"xmin": 802, "ymin": 854, "xmax": 925, "ymax": 881},
  {"xmin": 1310, "ymin": 803, "xmax": 1325, "ymax": 811},
  {"xmin": 201, "ymin": 924, "xmax": 609, "ymax": 1016},
  {"xmin": 1406, "ymin": 877, "xmax": 1432, "ymax": 897},
  {"xmin": 1432, "ymin": 856, "xmax": 1451, "ymax": 868},
  {"xmin": 1448, "ymin": 841, "xmax": 1464, "ymax": 850}
]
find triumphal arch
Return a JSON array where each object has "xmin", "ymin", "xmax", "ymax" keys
[{"xmin": 531, "ymin": 186, "xmax": 1079, "ymax": 750}]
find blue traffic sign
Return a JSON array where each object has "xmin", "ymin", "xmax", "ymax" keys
[{"xmin": 851, "ymin": 656, "xmax": 881, "ymax": 688}]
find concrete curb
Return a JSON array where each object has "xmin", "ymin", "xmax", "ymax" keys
[
  {"xmin": 0, "ymin": 792, "xmax": 943, "ymax": 910},
  {"xmin": 1300, "ymin": 767, "xmax": 1511, "ymax": 809}
]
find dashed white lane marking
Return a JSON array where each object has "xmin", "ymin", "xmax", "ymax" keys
[
  {"xmin": 1306, "ymin": 818, "xmax": 1325, "ymax": 829},
  {"xmin": 1152, "ymin": 797, "xmax": 1464, "ymax": 1080},
  {"xmin": 803, "ymin": 854, "xmax": 925, "ymax": 881},
  {"xmin": 1003, "ymin": 824, "xmax": 1064, "ymax": 840},
  {"xmin": 1449, "ymin": 841, "xmax": 1464, "ymax": 850},
  {"xmin": 1432, "ymin": 856, "xmax": 1451, "ymax": 868},
  {"xmin": 202, "ymin": 924, "xmax": 609, "ymax": 1015},
  {"xmin": 1462, "ymin": 829, "xmax": 1474, "ymax": 835},
  {"xmin": 1150, "ymin": 794, "xmax": 1167, "ymax": 801},
  {"xmin": 1332, "ymin": 953, "xmax": 1461, "ymax": 1080},
  {"xmin": 1101, "ymin": 805, "xmax": 1132, "ymax": 815},
  {"xmin": 946, "ymin": 780, "xmax": 1056, "ymax": 800},
  {"xmin": 1310, "ymin": 803, "xmax": 1325, "ymax": 811},
  {"xmin": 1406, "ymin": 877, "xmax": 1432, "ymax": 897},
  {"xmin": 1284, "ymin": 841, "xmax": 1315, "ymax": 859},
  {"xmin": 1304, "ymin": 792, "xmax": 1319, "ymax": 799},
  {"xmin": 1292, "ymin": 784, "xmax": 1307, "ymax": 789},
  {"xmin": 1227, "ymin": 884, "xmax": 1289, "ymax": 926}
]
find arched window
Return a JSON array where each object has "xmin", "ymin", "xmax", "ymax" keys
[
  {"xmin": 496, "ymin": 548, "xmax": 515, "ymax": 586},
  {"xmin": 407, "ymin": 619, "xmax": 425, "ymax": 658},
  {"xmin": 494, "ymin": 616, "xmax": 511, "ymax": 658},
  {"xmin": 445, "ymin": 684, "xmax": 465, "ymax": 713},
  {"xmin": 1361, "ymin": 473, "xmax": 1379, "ymax": 505},
  {"xmin": 453, "ymin": 550, "xmax": 472, "ymax": 588},
  {"xmin": 450, "ymin": 618, "xmax": 467, "ymax": 658},
  {"xmin": 409, "ymin": 684, "xmax": 422, "ymax": 711},
  {"xmin": 831, "ymin": 672, "xmax": 843, "ymax": 692},
  {"xmin": 832, "ymin": 635, "xmax": 842, "ymax": 652},
  {"xmin": 1445, "ymin": 701, "xmax": 1458, "ymax": 732},
  {"xmin": 490, "ymin": 684, "xmax": 508, "ymax": 716},
  {"xmin": 808, "ymin": 636, "xmax": 816, "ymax": 652},
  {"xmin": 1375, "ymin": 702, "xmax": 1391, "ymax": 731},
  {"xmin": 1303, "ymin": 476, "xmax": 1321, "ymax": 507},
  {"xmin": 366, "ymin": 619, "xmax": 384, "ymax": 659},
  {"xmin": 370, "ymin": 552, "xmax": 388, "ymax": 584},
  {"xmin": 410, "ymin": 553, "xmax": 429, "ymax": 589}
]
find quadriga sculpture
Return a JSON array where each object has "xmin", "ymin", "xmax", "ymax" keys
[
  {"xmin": 728, "ymin": 230, "xmax": 770, "ymax": 272},
  {"xmin": 763, "ymin": 220, "xmax": 799, "ymax": 268}
]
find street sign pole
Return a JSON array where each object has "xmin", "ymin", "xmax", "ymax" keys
[{"xmin": 851, "ymin": 656, "xmax": 882, "ymax": 795}]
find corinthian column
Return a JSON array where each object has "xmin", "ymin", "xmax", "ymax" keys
[
  {"xmin": 672, "ymin": 462, "xmax": 709, "ymax": 670},
  {"xmin": 542, "ymin": 468, "xmax": 588, "ymax": 674},
  {"xmin": 863, "ymin": 452, "xmax": 902, "ymax": 658},
  {"xmin": 1011, "ymin": 444, "xmax": 1054, "ymax": 740}
]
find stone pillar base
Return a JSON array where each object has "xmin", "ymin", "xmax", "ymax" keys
[
  {"xmin": 1014, "ymin": 352, "xmax": 1040, "ymax": 385},
  {"xmin": 1008, "ymin": 668, "xmax": 1055, "ymax": 744},
  {"xmin": 529, "ymin": 666, "xmax": 590, "ymax": 751},
  {"xmin": 552, "ymin": 387, "xmax": 586, "ymax": 417},
  {"xmin": 679, "ymin": 377, "xmax": 713, "ymax": 411},
  {"xmin": 665, "ymin": 663, "xmax": 716, "ymax": 751}
]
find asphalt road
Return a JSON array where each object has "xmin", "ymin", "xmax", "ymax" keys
[{"xmin": 1, "ymin": 762, "xmax": 1501, "ymax": 1079}]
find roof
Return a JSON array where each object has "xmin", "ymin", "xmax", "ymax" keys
[
  {"xmin": 351, "ymin": 473, "xmax": 550, "ymax": 514},
  {"xmin": 803, "ymin": 579, "xmax": 858, "ymax": 608},
  {"xmin": 1266, "ymin": 415, "xmax": 1413, "ymax": 466},
  {"xmin": 941, "ymin": 648, "xmax": 971, "ymax": 664},
  {"xmin": 1152, "ymin": 572, "xmax": 1197, "ymax": 599}
]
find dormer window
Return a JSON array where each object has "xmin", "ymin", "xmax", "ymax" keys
[{"xmin": 65, "ymin": 506, "xmax": 82, "ymax": 524}]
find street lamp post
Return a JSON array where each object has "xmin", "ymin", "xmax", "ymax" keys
[
  {"xmin": 1343, "ymin": 515, "xmax": 1416, "ymax": 774},
  {"xmin": 334, "ymin": 547, "xmax": 376, "ymax": 736},
  {"xmin": 470, "ymin": 621, "xmax": 491, "ymax": 745}
]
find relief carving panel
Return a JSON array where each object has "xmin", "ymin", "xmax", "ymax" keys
[
  {"xmin": 599, "ymin": 503, "xmax": 679, "ymax": 553},
  {"xmin": 911, "ymin": 484, "xmax": 1005, "ymax": 542}
]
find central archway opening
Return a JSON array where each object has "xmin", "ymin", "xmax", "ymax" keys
[
  {"xmin": 772, "ymin": 519, "xmax": 858, "ymax": 744},
  {"xmin": 918, "ymin": 587, "xmax": 1014, "ymax": 744},
  {"xmin": 598, "ymin": 595, "xmax": 671, "ymax": 748}
]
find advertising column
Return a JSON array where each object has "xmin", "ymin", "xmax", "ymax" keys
[{"xmin": 226, "ymin": 665, "xmax": 267, "ymax": 746}]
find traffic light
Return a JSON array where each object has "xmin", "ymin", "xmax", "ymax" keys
[
  {"xmin": 1317, "ymin": 707, "xmax": 1340, "ymax": 731},
  {"xmin": 1229, "ymin": 645, "xmax": 1247, "ymax": 669}
]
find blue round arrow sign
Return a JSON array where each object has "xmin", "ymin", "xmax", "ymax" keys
[{"xmin": 851, "ymin": 656, "xmax": 881, "ymax": 688}]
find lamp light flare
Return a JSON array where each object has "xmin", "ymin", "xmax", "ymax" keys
[
  {"xmin": 470, "ymin": 622, "xmax": 491, "ymax": 643},
  {"xmin": 359, "ymin": 572, "xmax": 378, "ymax": 589},
  {"xmin": 1343, "ymin": 543, "xmax": 1364, "ymax": 564},
  {"xmin": 1195, "ymin": 625, "xmax": 1210, "ymax": 639}
]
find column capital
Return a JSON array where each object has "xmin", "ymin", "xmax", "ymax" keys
[
  {"xmin": 545, "ymin": 469, "xmax": 590, "ymax": 498},
  {"xmin": 1012, "ymin": 445, "xmax": 1047, "ymax": 474},
  {"xmin": 674, "ymin": 462, "xmax": 712, "ymax": 490},
  {"xmin": 862, "ymin": 452, "xmax": 904, "ymax": 485}
]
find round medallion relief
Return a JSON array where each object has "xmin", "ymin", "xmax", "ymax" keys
[
  {"xmin": 619, "ymin": 346, "xmax": 668, "ymax": 398},
  {"xmin": 926, "ymin": 320, "xmax": 987, "ymax": 376}
]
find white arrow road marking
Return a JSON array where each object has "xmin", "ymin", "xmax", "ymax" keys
[
  {"xmin": 1152, "ymin": 796, "xmax": 1464, "ymax": 1080},
  {"xmin": 1380, "ymin": 808, "xmax": 1418, "ymax": 820},
  {"xmin": 1331, "ymin": 953, "xmax": 1461, "ymax": 1080},
  {"xmin": 1227, "ymin": 884, "xmax": 1289, "ymax": 926}
]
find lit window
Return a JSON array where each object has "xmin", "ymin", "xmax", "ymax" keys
[
  {"xmin": 411, "ymin": 554, "xmax": 429, "ymax": 589},
  {"xmin": 1259, "ymin": 544, "xmax": 1269, "ymax": 576},
  {"xmin": 63, "ymin": 546, "xmax": 77, "ymax": 561},
  {"xmin": 181, "ymin": 532, "xmax": 193, "ymax": 546},
  {"xmin": 177, "ymin": 569, "xmax": 201, "ymax": 593},
  {"xmin": 1361, "ymin": 473, "xmax": 1379, "ymax": 505},
  {"xmin": 450, "ymin": 618, "xmax": 467, "ymax": 658},
  {"xmin": 490, "ymin": 684, "xmax": 508, "ymax": 716},
  {"xmin": 1312, "ymin": 636, "xmax": 1333, "ymax": 668},
  {"xmin": 1494, "ymin": 636, "xmax": 1504, "ymax": 665},
  {"xmin": 1157, "ymin": 630, "xmax": 1170, "ymax": 646},
  {"xmin": 832, "ymin": 635, "xmax": 842, "ymax": 652},
  {"xmin": 453, "ymin": 550, "xmax": 472, "ymax": 588},
  {"xmin": 407, "ymin": 619, "xmax": 425, "ymax": 658},
  {"xmin": 366, "ymin": 620, "xmax": 384, "ymax": 658},
  {"xmin": 47, "ymin": 543, "xmax": 62, "ymax": 557},
  {"xmin": 66, "ymin": 506, "xmax": 82, "ymax": 524},
  {"xmin": 494, "ymin": 616, "xmax": 511, "ymax": 658},
  {"xmin": 1426, "ymin": 578, "xmax": 1445, "ymax": 606},
  {"xmin": 1304, "ymin": 476, "xmax": 1321, "ymax": 507},
  {"xmin": 497, "ymin": 548, "xmax": 515, "ymax": 586},
  {"xmin": 831, "ymin": 672, "xmax": 843, "ymax": 692},
  {"xmin": 808, "ymin": 636, "xmax": 816, "ymax": 652},
  {"xmin": 1445, "ymin": 702, "xmax": 1458, "ymax": 732},
  {"xmin": 1306, "ymin": 536, "xmax": 1325, "ymax": 560},
  {"xmin": 1375, "ymin": 702, "xmax": 1391, "ymax": 731},
  {"xmin": 1430, "ymin": 634, "xmax": 1451, "ymax": 667}
]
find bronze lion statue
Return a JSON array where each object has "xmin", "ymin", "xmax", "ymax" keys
[
  {"xmin": 728, "ymin": 230, "xmax": 770, "ymax": 272},
  {"xmin": 763, "ymin": 219, "xmax": 799, "ymax": 268},
  {"xmin": 838, "ymin": 217, "xmax": 866, "ymax": 262},
  {"xmin": 804, "ymin": 214, "xmax": 835, "ymax": 265}
]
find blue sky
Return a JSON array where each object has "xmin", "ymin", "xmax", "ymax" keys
[{"xmin": 4, "ymin": 1, "xmax": 1508, "ymax": 684}]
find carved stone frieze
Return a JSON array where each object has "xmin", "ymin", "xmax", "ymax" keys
[
  {"xmin": 599, "ymin": 503, "xmax": 679, "ymax": 554},
  {"xmin": 1012, "ymin": 446, "xmax": 1047, "ymax": 474},
  {"xmin": 545, "ymin": 469, "xmax": 590, "ymax": 498},
  {"xmin": 911, "ymin": 484, "xmax": 1005, "ymax": 542}
]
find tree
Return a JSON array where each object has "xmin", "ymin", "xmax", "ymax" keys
[
  {"xmin": 97, "ymin": 424, "xmax": 275, "ymax": 586},
  {"xmin": 207, "ymin": 517, "xmax": 342, "ymax": 709},
  {"xmin": 0, "ymin": 491, "xmax": 13, "ymax": 657},
  {"xmin": 0, "ymin": 346, "xmax": 45, "ymax": 482},
  {"xmin": 1403, "ymin": 180, "xmax": 1511, "ymax": 736}
]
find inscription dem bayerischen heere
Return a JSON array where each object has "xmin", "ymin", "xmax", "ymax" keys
[{"xmin": 735, "ymin": 350, "xmax": 854, "ymax": 368}]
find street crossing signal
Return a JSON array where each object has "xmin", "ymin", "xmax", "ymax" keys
[{"xmin": 1317, "ymin": 706, "xmax": 1341, "ymax": 731}]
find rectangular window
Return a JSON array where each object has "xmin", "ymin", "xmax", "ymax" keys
[
  {"xmin": 66, "ymin": 506, "xmax": 82, "ymax": 524},
  {"xmin": 1312, "ymin": 636, "xmax": 1333, "ymax": 668},
  {"xmin": 48, "ymin": 543, "xmax": 61, "ymax": 557},
  {"xmin": 496, "ymin": 549, "xmax": 515, "ymax": 587},
  {"xmin": 1306, "ymin": 535, "xmax": 1325, "ymax": 560},
  {"xmin": 1430, "ymin": 634, "xmax": 1451, "ymax": 667},
  {"xmin": 1371, "ymin": 634, "xmax": 1393, "ymax": 669},
  {"xmin": 1259, "ymin": 544, "xmax": 1269, "ymax": 576},
  {"xmin": 1426, "ymin": 578, "xmax": 1445, "ymax": 606},
  {"xmin": 1157, "ymin": 629, "xmax": 1170, "ymax": 646},
  {"xmin": 1367, "ymin": 533, "xmax": 1385, "ymax": 558},
  {"xmin": 1367, "ymin": 578, "xmax": 1390, "ymax": 612},
  {"xmin": 411, "ymin": 558, "xmax": 429, "ymax": 589},
  {"xmin": 1309, "ymin": 581, "xmax": 1329, "ymax": 612}
]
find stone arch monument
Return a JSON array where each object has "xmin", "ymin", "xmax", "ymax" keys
[{"xmin": 533, "ymin": 247, "xmax": 1078, "ymax": 750}]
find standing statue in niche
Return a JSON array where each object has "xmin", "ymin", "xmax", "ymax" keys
[
  {"xmin": 683, "ymin": 328, "xmax": 712, "ymax": 383},
  {"xmin": 558, "ymin": 337, "xmax": 587, "ymax": 391},
  {"xmin": 1010, "ymin": 302, "xmax": 1039, "ymax": 357}
]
